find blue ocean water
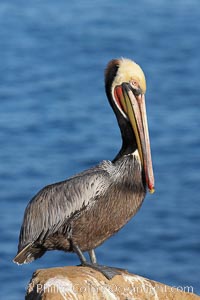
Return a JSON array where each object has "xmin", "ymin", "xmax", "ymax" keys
[{"xmin": 0, "ymin": 0, "xmax": 200, "ymax": 298}]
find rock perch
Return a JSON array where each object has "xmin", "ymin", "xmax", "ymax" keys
[{"xmin": 26, "ymin": 266, "xmax": 199, "ymax": 300}]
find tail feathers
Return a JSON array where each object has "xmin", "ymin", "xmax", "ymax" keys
[{"xmin": 13, "ymin": 242, "xmax": 45, "ymax": 265}]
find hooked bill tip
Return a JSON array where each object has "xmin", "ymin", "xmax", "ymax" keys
[{"xmin": 149, "ymin": 187, "xmax": 155, "ymax": 194}]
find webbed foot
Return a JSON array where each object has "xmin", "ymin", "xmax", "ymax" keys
[
  {"xmin": 72, "ymin": 242, "xmax": 126, "ymax": 280},
  {"xmin": 81, "ymin": 262, "xmax": 126, "ymax": 280}
]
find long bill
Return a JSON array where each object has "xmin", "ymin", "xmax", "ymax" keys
[{"xmin": 115, "ymin": 83, "xmax": 155, "ymax": 193}]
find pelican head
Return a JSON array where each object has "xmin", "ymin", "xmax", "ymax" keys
[{"xmin": 105, "ymin": 58, "xmax": 155, "ymax": 194}]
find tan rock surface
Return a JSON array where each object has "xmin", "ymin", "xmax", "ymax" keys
[{"xmin": 26, "ymin": 266, "xmax": 200, "ymax": 300}]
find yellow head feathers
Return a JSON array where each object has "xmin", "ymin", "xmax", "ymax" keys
[{"xmin": 113, "ymin": 58, "xmax": 146, "ymax": 94}]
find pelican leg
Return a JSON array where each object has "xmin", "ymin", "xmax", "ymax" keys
[
  {"xmin": 72, "ymin": 242, "xmax": 124, "ymax": 280},
  {"xmin": 88, "ymin": 249, "xmax": 97, "ymax": 264},
  {"xmin": 72, "ymin": 243, "xmax": 87, "ymax": 264}
]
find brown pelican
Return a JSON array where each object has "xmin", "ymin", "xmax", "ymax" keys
[{"xmin": 13, "ymin": 58, "xmax": 155, "ymax": 279}]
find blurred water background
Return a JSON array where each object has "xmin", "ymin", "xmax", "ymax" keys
[{"xmin": 0, "ymin": 0, "xmax": 200, "ymax": 298}]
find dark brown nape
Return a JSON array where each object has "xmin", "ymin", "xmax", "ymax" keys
[
  {"xmin": 104, "ymin": 59, "xmax": 119, "ymax": 90},
  {"xmin": 104, "ymin": 59, "xmax": 120, "ymax": 114}
]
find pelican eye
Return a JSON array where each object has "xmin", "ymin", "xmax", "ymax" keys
[
  {"xmin": 130, "ymin": 79, "xmax": 139, "ymax": 88},
  {"xmin": 129, "ymin": 81, "xmax": 143, "ymax": 96}
]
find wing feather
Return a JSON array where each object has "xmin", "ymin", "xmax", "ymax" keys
[{"xmin": 18, "ymin": 164, "xmax": 110, "ymax": 251}]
